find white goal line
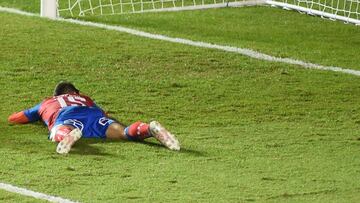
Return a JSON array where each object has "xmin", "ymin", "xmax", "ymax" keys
[
  {"xmin": 1, "ymin": 6, "xmax": 360, "ymax": 77},
  {"xmin": 0, "ymin": 182, "xmax": 78, "ymax": 203}
]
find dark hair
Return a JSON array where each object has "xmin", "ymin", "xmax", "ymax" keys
[{"xmin": 53, "ymin": 81, "xmax": 79, "ymax": 96}]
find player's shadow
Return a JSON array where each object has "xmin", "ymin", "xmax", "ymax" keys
[
  {"xmin": 139, "ymin": 140, "xmax": 206, "ymax": 157},
  {"xmin": 70, "ymin": 139, "xmax": 112, "ymax": 156},
  {"xmin": 71, "ymin": 138, "xmax": 205, "ymax": 157}
]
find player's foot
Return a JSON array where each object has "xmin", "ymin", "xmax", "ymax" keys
[
  {"xmin": 149, "ymin": 121, "xmax": 180, "ymax": 151},
  {"xmin": 56, "ymin": 128, "xmax": 82, "ymax": 154}
]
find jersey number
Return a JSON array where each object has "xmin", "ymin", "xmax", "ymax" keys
[{"xmin": 57, "ymin": 95, "xmax": 88, "ymax": 108}]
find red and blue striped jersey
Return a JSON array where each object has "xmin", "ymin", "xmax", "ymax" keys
[{"xmin": 24, "ymin": 94, "xmax": 97, "ymax": 130}]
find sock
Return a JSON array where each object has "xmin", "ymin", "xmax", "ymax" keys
[
  {"xmin": 52, "ymin": 125, "xmax": 73, "ymax": 142},
  {"xmin": 124, "ymin": 121, "xmax": 151, "ymax": 141}
]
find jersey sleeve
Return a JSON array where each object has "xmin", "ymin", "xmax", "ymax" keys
[
  {"xmin": 8, "ymin": 103, "xmax": 42, "ymax": 124},
  {"xmin": 23, "ymin": 103, "xmax": 42, "ymax": 122}
]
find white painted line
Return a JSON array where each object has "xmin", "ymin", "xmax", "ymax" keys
[
  {"xmin": 0, "ymin": 182, "xmax": 78, "ymax": 203},
  {"xmin": 1, "ymin": 6, "xmax": 360, "ymax": 77},
  {"xmin": 0, "ymin": 6, "xmax": 37, "ymax": 16}
]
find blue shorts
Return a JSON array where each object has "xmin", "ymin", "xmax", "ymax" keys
[{"xmin": 52, "ymin": 106, "xmax": 115, "ymax": 139}]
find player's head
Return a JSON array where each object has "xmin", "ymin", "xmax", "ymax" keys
[{"xmin": 53, "ymin": 81, "xmax": 80, "ymax": 96}]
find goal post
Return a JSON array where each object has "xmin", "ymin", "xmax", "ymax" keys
[{"xmin": 40, "ymin": 0, "xmax": 58, "ymax": 19}]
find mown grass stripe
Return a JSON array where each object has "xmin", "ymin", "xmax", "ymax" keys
[{"xmin": 1, "ymin": 5, "xmax": 360, "ymax": 77}]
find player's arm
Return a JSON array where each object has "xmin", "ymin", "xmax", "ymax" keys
[{"xmin": 8, "ymin": 103, "xmax": 42, "ymax": 124}]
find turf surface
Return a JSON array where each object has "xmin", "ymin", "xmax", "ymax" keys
[{"xmin": 1, "ymin": 2, "xmax": 360, "ymax": 202}]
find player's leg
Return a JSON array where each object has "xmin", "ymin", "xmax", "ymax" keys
[
  {"xmin": 49, "ymin": 125, "xmax": 74, "ymax": 142},
  {"xmin": 105, "ymin": 122, "xmax": 127, "ymax": 140},
  {"xmin": 106, "ymin": 121, "xmax": 180, "ymax": 150},
  {"xmin": 49, "ymin": 124, "xmax": 82, "ymax": 154},
  {"xmin": 105, "ymin": 121, "xmax": 151, "ymax": 141}
]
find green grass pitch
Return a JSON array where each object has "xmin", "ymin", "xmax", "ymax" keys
[{"xmin": 1, "ymin": 1, "xmax": 360, "ymax": 202}]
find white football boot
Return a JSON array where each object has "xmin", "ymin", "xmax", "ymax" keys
[
  {"xmin": 149, "ymin": 121, "xmax": 180, "ymax": 151},
  {"xmin": 56, "ymin": 128, "xmax": 82, "ymax": 154}
]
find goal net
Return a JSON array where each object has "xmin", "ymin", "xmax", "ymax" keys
[
  {"xmin": 57, "ymin": 0, "xmax": 263, "ymax": 16},
  {"xmin": 265, "ymin": 0, "xmax": 360, "ymax": 25},
  {"xmin": 49, "ymin": 0, "xmax": 360, "ymax": 24}
]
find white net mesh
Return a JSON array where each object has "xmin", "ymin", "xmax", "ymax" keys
[
  {"xmin": 57, "ymin": 0, "xmax": 256, "ymax": 16},
  {"xmin": 267, "ymin": 0, "xmax": 360, "ymax": 24},
  {"xmin": 56, "ymin": 0, "xmax": 360, "ymax": 24}
]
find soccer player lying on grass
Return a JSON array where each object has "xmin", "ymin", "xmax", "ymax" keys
[{"xmin": 8, "ymin": 81, "xmax": 180, "ymax": 154}]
